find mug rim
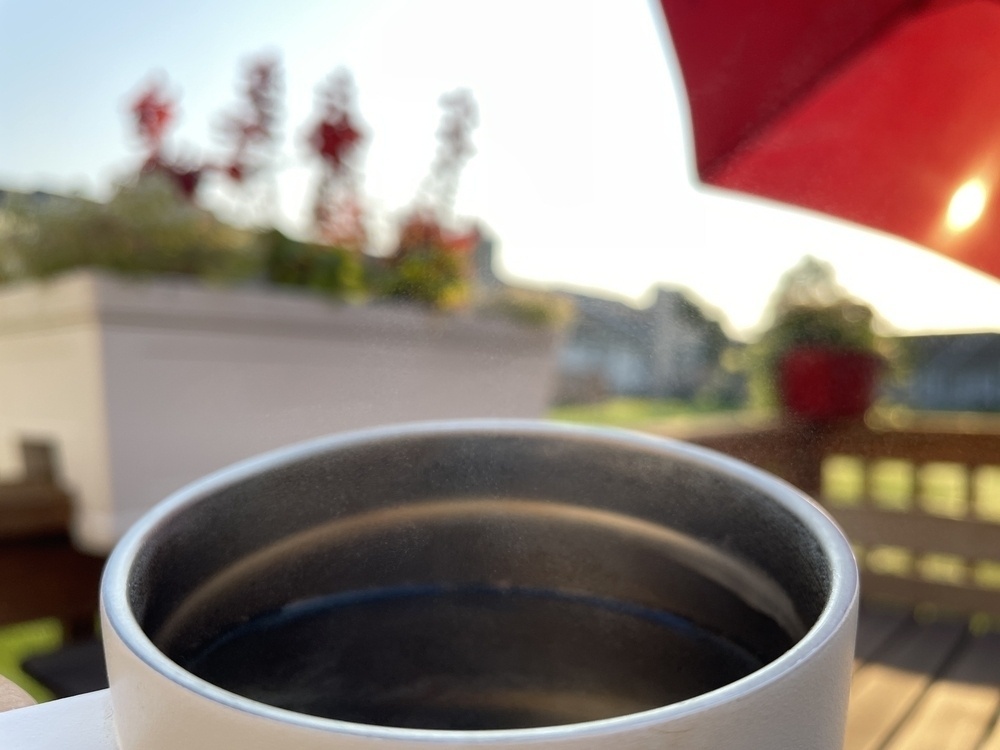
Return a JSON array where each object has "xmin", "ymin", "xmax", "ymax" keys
[{"xmin": 101, "ymin": 419, "xmax": 859, "ymax": 743}]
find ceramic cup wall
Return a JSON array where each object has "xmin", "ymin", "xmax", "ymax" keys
[{"xmin": 10, "ymin": 421, "xmax": 860, "ymax": 749}]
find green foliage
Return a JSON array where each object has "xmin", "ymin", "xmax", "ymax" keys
[
  {"xmin": 0, "ymin": 176, "xmax": 258, "ymax": 284},
  {"xmin": 382, "ymin": 247, "xmax": 469, "ymax": 309},
  {"xmin": 375, "ymin": 212, "xmax": 477, "ymax": 309},
  {"xmin": 0, "ymin": 618, "xmax": 62, "ymax": 703},
  {"xmin": 261, "ymin": 229, "xmax": 365, "ymax": 298},
  {"xmin": 747, "ymin": 256, "xmax": 883, "ymax": 408},
  {"xmin": 763, "ymin": 302, "xmax": 876, "ymax": 353},
  {"xmin": 0, "ymin": 185, "xmax": 565, "ymax": 328},
  {"xmin": 549, "ymin": 397, "xmax": 746, "ymax": 429}
]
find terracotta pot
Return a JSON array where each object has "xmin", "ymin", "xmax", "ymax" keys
[{"xmin": 778, "ymin": 347, "xmax": 882, "ymax": 421}]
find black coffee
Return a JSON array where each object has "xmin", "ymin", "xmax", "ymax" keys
[{"xmin": 179, "ymin": 585, "xmax": 765, "ymax": 730}]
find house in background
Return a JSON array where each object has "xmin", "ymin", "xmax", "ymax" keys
[
  {"xmin": 469, "ymin": 236, "xmax": 733, "ymax": 405},
  {"xmin": 0, "ymin": 189, "xmax": 77, "ymax": 210},
  {"xmin": 554, "ymin": 287, "xmax": 737, "ymax": 404},
  {"xmin": 893, "ymin": 333, "xmax": 1000, "ymax": 412}
]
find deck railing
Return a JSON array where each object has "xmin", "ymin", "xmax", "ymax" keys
[
  {"xmin": 664, "ymin": 413, "xmax": 1000, "ymax": 620},
  {"xmin": 0, "ymin": 442, "xmax": 103, "ymax": 636},
  {"xmin": 5, "ymin": 415, "xmax": 1000, "ymax": 629}
]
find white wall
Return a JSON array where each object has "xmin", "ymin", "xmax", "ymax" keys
[
  {"xmin": 1, "ymin": 272, "xmax": 559, "ymax": 552},
  {"xmin": 0, "ymin": 277, "xmax": 114, "ymax": 539}
]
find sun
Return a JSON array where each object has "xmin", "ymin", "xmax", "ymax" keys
[{"xmin": 946, "ymin": 179, "xmax": 989, "ymax": 233}]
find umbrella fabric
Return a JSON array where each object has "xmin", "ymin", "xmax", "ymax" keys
[{"xmin": 659, "ymin": 0, "xmax": 1000, "ymax": 280}]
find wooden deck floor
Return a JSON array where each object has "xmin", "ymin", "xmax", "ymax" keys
[{"xmin": 849, "ymin": 606, "xmax": 1000, "ymax": 749}]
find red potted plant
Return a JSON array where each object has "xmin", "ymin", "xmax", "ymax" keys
[
  {"xmin": 755, "ymin": 258, "xmax": 885, "ymax": 422},
  {"xmin": 771, "ymin": 304, "xmax": 883, "ymax": 421}
]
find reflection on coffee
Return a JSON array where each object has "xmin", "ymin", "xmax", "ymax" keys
[{"xmin": 178, "ymin": 585, "xmax": 774, "ymax": 730}]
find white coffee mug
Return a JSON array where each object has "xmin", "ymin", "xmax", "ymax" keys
[{"xmin": 1, "ymin": 421, "xmax": 858, "ymax": 749}]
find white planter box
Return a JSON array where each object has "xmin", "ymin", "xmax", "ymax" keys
[{"xmin": 0, "ymin": 271, "xmax": 560, "ymax": 553}]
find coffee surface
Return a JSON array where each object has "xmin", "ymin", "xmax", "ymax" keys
[{"xmin": 179, "ymin": 585, "xmax": 767, "ymax": 730}]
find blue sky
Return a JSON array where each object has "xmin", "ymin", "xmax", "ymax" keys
[{"xmin": 2, "ymin": 0, "xmax": 999, "ymax": 336}]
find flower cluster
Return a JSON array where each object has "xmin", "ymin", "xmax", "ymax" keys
[
  {"xmin": 218, "ymin": 57, "xmax": 282, "ymax": 183},
  {"xmin": 129, "ymin": 56, "xmax": 282, "ymax": 199},
  {"xmin": 124, "ymin": 54, "xmax": 480, "ymax": 308},
  {"xmin": 307, "ymin": 71, "xmax": 366, "ymax": 250}
]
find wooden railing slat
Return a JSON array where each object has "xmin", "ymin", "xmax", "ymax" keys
[
  {"xmin": 826, "ymin": 505, "xmax": 1000, "ymax": 560},
  {"xmin": 823, "ymin": 423, "xmax": 1000, "ymax": 467},
  {"xmin": 0, "ymin": 540, "xmax": 104, "ymax": 629},
  {"xmin": 672, "ymin": 414, "xmax": 1000, "ymax": 618},
  {"xmin": 19, "ymin": 441, "xmax": 56, "ymax": 484},
  {"xmin": 859, "ymin": 574, "xmax": 1000, "ymax": 620},
  {"xmin": 0, "ymin": 483, "xmax": 72, "ymax": 540}
]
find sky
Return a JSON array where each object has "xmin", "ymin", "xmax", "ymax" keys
[{"xmin": 2, "ymin": 0, "xmax": 999, "ymax": 338}]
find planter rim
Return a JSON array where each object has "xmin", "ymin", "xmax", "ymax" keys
[{"xmin": 0, "ymin": 270, "xmax": 555, "ymax": 347}]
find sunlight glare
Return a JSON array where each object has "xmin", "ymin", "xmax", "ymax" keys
[{"xmin": 946, "ymin": 179, "xmax": 988, "ymax": 232}]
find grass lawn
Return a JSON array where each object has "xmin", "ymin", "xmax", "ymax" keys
[
  {"xmin": 0, "ymin": 619, "xmax": 61, "ymax": 702},
  {"xmin": 550, "ymin": 397, "xmax": 746, "ymax": 430}
]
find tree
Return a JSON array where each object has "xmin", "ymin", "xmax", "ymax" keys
[
  {"xmin": 760, "ymin": 256, "xmax": 851, "ymax": 323},
  {"xmin": 747, "ymin": 256, "xmax": 881, "ymax": 409}
]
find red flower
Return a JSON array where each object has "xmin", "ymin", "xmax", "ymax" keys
[
  {"xmin": 308, "ymin": 70, "xmax": 364, "ymax": 174},
  {"xmin": 132, "ymin": 84, "xmax": 175, "ymax": 153},
  {"xmin": 218, "ymin": 56, "xmax": 282, "ymax": 184},
  {"xmin": 170, "ymin": 168, "xmax": 202, "ymax": 199},
  {"xmin": 394, "ymin": 212, "xmax": 477, "ymax": 257},
  {"xmin": 137, "ymin": 157, "xmax": 202, "ymax": 200},
  {"xmin": 397, "ymin": 212, "xmax": 445, "ymax": 250},
  {"xmin": 311, "ymin": 117, "xmax": 361, "ymax": 170},
  {"xmin": 442, "ymin": 228, "xmax": 479, "ymax": 254}
]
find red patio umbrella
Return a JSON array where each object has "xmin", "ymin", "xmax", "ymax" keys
[{"xmin": 657, "ymin": 0, "xmax": 1000, "ymax": 281}]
